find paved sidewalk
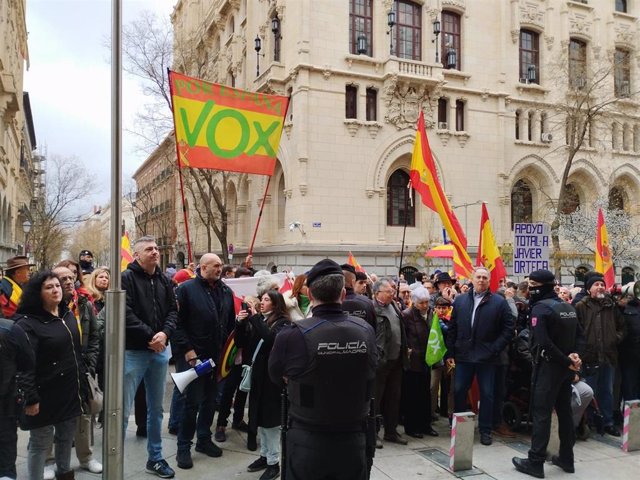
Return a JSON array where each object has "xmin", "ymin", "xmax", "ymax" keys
[{"xmin": 14, "ymin": 376, "xmax": 640, "ymax": 479}]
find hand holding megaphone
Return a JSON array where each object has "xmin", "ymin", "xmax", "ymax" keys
[{"xmin": 171, "ymin": 358, "xmax": 216, "ymax": 394}]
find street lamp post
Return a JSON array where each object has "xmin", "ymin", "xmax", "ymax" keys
[{"xmin": 22, "ymin": 220, "xmax": 32, "ymax": 256}]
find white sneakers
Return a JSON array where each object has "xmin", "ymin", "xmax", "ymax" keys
[
  {"xmin": 80, "ymin": 459, "xmax": 104, "ymax": 473},
  {"xmin": 43, "ymin": 467, "xmax": 55, "ymax": 480}
]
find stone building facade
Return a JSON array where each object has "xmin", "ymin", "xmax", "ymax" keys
[
  {"xmin": 163, "ymin": 0, "xmax": 640, "ymax": 282},
  {"xmin": 0, "ymin": 0, "xmax": 42, "ymax": 265}
]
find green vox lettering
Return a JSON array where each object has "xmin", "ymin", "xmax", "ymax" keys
[
  {"xmin": 206, "ymin": 110, "xmax": 250, "ymax": 158},
  {"xmin": 246, "ymin": 121, "xmax": 279, "ymax": 156},
  {"xmin": 180, "ymin": 100, "xmax": 215, "ymax": 147}
]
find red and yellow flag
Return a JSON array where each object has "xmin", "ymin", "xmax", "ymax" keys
[
  {"xmin": 121, "ymin": 232, "xmax": 134, "ymax": 272},
  {"xmin": 348, "ymin": 251, "xmax": 366, "ymax": 273},
  {"xmin": 595, "ymin": 208, "xmax": 615, "ymax": 287},
  {"xmin": 476, "ymin": 203, "xmax": 507, "ymax": 292},
  {"xmin": 168, "ymin": 71, "xmax": 289, "ymax": 175},
  {"xmin": 410, "ymin": 112, "xmax": 473, "ymax": 278}
]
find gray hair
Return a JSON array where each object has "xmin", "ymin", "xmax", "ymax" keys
[
  {"xmin": 309, "ymin": 273, "xmax": 344, "ymax": 303},
  {"xmin": 411, "ymin": 286, "xmax": 430, "ymax": 304},
  {"xmin": 256, "ymin": 275, "xmax": 279, "ymax": 298},
  {"xmin": 372, "ymin": 279, "xmax": 390, "ymax": 294},
  {"xmin": 133, "ymin": 235, "xmax": 156, "ymax": 248}
]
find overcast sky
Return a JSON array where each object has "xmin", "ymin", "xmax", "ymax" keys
[{"xmin": 24, "ymin": 0, "xmax": 176, "ymax": 210}]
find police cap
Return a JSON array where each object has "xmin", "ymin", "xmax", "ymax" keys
[
  {"xmin": 306, "ymin": 259, "xmax": 343, "ymax": 288},
  {"xmin": 529, "ymin": 269, "xmax": 555, "ymax": 285}
]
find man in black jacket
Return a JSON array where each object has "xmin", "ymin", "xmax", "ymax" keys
[
  {"xmin": 341, "ymin": 264, "xmax": 376, "ymax": 330},
  {"xmin": 122, "ymin": 236, "xmax": 178, "ymax": 479},
  {"xmin": 446, "ymin": 267, "xmax": 514, "ymax": 446},
  {"xmin": 171, "ymin": 253, "xmax": 235, "ymax": 469}
]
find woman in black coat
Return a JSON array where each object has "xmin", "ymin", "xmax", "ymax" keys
[
  {"xmin": 16, "ymin": 271, "xmax": 85, "ymax": 480},
  {"xmin": 235, "ymin": 290, "xmax": 290, "ymax": 480},
  {"xmin": 400, "ymin": 286, "xmax": 438, "ymax": 438}
]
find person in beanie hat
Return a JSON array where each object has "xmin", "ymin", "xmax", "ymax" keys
[
  {"xmin": 574, "ymin": 273, "xmax": 624, "ymax": 437},
  {"xmin": 512, "ymin": 269, "xmax": 583, "ymax": 478},
  {"xmin": 78, "ymin": 250, "xmax": 95, "ymax": 276},
  {"xmin": 0, "ymin": 256, "xmax": 34, "ymax": 318}
]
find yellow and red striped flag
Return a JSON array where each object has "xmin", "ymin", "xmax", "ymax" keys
[
  {"xmin": 409, "ymin": 112, "xmax": 473, "ymax": 278},
  {"xmin": 121, "ymin": 232, "xmax": 134, "ymax": 272},
  {"xmin": 595, "ymin": 208, "xmax": 615, "ymax": 287},
  {"xmin": 168, "ymin": 70, "xmax": 289, "ymax": 175},
  {"xmin": 348, "ymin": 251, "xmax": 366, "ymax": 273},
  {"xmin": 476, "ymin": 203, "xmax": 507, "ymax": 292}
]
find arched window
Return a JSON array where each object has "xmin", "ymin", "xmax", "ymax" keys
[
  {"xmin": 515, "ymin": 110, "xmax": 521, "ymax": 139},
  {"xmin": 441, "ymin": 10, "xmax": 461, "ymax": 69},
  {"xmin": 511, "ymin": 179, "xmax": 533, "ymax": 228},
  {"xmin": 387, "ymin": 169, "xmax": 415, "ymax": 226},
  {"xmin": 561, "ymin": 183, "xmax": 580, "ymax": 214},
  {"xmin": 608, "ymin": 186, "xmax": 625, "ymax": 211},
  {"xmin": 622, "ymin": 266, "xmax": 635, "ymax": 284},
  {"xmin": 394, "ymin": 0, "xmax": 422, "ymax": 60},
  {"xmin": 277, "ymin": 175, "xmax": 286, "ymax": 229}
]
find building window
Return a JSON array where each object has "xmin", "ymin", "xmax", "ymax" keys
[
  {"xmin": 366, "ymin": 88, "xmax": 377, "ymax": 121},
  {"xmin": 277, "ymin": 174, "xmax": 286, "ymax": 229},
  {"xmin": 273, "ymin": 15, "xmax": 281, "ymax": 62},
  {"xmin": 441, "ymin": 11, "xmax": 461, "ymax": 70},
  {"xmin": 609, "ymin": 186, "xmax": 625, "ymax": 211},
  {"xmin": 569, "ymin": 38, "xmax": 587, "ymax": 88},
  {"xmin": 616, "ymin": 0, "xmax": 628, "ymax": 13},
  {"xmin": 387, "ymin": 169, "xmax": 415, "ymax": 226},
  {"xmin": 511, "ymin": 179, "xmax": 533, "ymax": 228},
  {"xmin": 515, "ymin": 110, "xmax": 521, "ymax": 139},
  {"xmin": 455, "ymin": 100, "xmax": 465, "ymax": 131},
  {"xmin": 540, "ymin": 111, "xmax": 547, "ymax": 134},
  {"xmin": 349, "ymin": 0, "xmax": 373, "ymax": 56},
  {"xmin": 287, "ymin": 87, "xmax": 293, "ymax": 121},
  {"xmin": 393, "ymin": 0, "xmax": 421, "ymax": 60},
  {"xmin": 561, "ymin": 183, "xmax": 580, "ymax": 214},
  {"xmin": 519, "ymin": 30, "xmax": 539, "ymax": 84},
  {"xmin": 345, "ymin": 85, "xmax": 358, "ymax": 118},
  {"xmin": 614, "ymin": 48, "xmax": 631, "ymax": 97},
  {"xmin": 528, "ymin": 111, "xmax": 534, "ymax": 141},
  {"xmin": 438, "ymin": 98, "xmax": 448, "ymax": 128}
]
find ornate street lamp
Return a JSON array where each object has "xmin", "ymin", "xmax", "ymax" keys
[
  {"xmin": 387, "ymin": 10, "xmax": 396, "ymax": 55},
  {"xmin": 446, "ymin": 47, "xmax": 457, "ymax": 69},
  {"xmin": 432, "ymin": 19, "xmax": 441, "ymax": 63},
  {"xmin": 527, "ymin": 65, "xmax": 537, "ymax": 84},
  {"xmin": 254, "ymin": 35, "xmax": 265, "ymax": 77},
  {"xmin": 357, "ymin": 34, "xmax": 367, "ymax": 55},
  {"xmin": 22, "ymin": 219, "xmax": 32, "ymax": 256}
]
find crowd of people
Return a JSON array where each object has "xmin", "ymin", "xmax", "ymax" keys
[{"xmin": 1, "ymin": 239, "xmax": 639, "ymax": 480}]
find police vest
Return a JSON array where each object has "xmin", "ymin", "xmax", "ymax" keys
[
  {"xmin": 0, "ymin": 318, "xmax": 17, "ymax": 398},
  {"xmin": 536, "ymin": 299, "xmax": 579, "ymax": 355},
  {"xmin": 287, "ymin": 315, "xmax": 373, "ymax": 430}
]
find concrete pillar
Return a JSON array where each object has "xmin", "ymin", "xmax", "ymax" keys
[
  {"xmin": 449, "ymin": 412, "xmax": 476, "ymax": 472},
  {"xmin": 622, "ymin": 400, "xmax": 640, "ymax": 452}
]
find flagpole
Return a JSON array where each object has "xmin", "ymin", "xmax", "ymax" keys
[
  {"xmin": 398, "ymin": 181, "xmax": 412, "ymax": 282},
  {"xmin": 249, "ymin": 175, "xmax": 271, "ymax": 256},
  {"xmin": 176, "ymin": 166, "xmax": 193, "ymax": 264},
  {"xmin": 105, "ymin": 0, "xmax": 125, "ymax": 478}
]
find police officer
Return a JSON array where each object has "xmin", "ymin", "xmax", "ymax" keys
[
  {"xmin": 512, "ymin": 270, "xmax": 584, "ymax": 478},
  {"xmin": 341, "ymin": 263, "xmax": 376, "ymax": 330},
  {"xmin": 269, "ymin": 259, "xmax": 378, "ymax": 480},
  {"xmin": 0, "ymin": 317, "xmax": 35, "ymax": 480}
]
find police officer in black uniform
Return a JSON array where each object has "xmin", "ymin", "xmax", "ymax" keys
[
  {"xmin": 269, "ymin": 259, "xmax": 378, "ymax": 480},
  {"xmin": 341, "ymin": 263, "xmax": 376, "ymax": 330},
  {"xmin": 0, "ymin": 317, "xmax": 35, "ymax": 479},
  {"xmin": 512, "ymin": 269, "xmax": 584, "ymax": 478}
]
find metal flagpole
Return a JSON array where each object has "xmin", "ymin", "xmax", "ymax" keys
[{"xmin": 104, "ymin": 0, "xmax": 126, "ymax": 478}]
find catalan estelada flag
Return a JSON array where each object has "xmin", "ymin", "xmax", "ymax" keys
[
  {"xmin": 410, "ymin": 112, "xmax": 473, "ymax": 278},
  {"xmin": 168, "ymin": 70, "xmax": 289, "ymax": 175},
  {"xmin": 595, "ymin": 208, "xmax": 615, "ymax": 287},
  {"xmin": 121, "ymin": 232, "xmax": 134, "ymax": 272},
  {"xmin": 348, "ymin": 251, "xmax": 366, "ymax": 273},
  {"xmin": 476, "ymin": 203, "xmax": 507, "ymax": 292}
]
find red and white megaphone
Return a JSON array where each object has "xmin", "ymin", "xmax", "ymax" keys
[{"xmin": 171, "ymin": 358, "xmax": 216, "ymax": 394}]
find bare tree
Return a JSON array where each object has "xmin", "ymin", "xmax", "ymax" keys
[
  {"xmin": 67, "ymin": 220, "xmax": 110, "ymax": 267},
  {"xmin": 29, "ymin": 155, "xmax": 96, "ymax": 268}
]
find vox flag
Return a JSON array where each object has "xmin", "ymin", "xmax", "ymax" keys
[
  {"xmin": 168, "ymin": 70, "xmax": 289, "ymax": 175},
  {"xmin": 426, "ymin": 312, "xmax": 447, "ymax": 366},
  {"xmin": 409, "ymin": 111, "xmax": 473, "ymax": 278},
  {"xmin": 121, "ymin": 232, "xmax": 134, "ymax": 272},
  {"xmin": 595, "ymin": 208, "xmax": 615, "ymax": 287},
  {"xmin": 476, "ymin": 203, "xmax": 507, "ymax": 292}
]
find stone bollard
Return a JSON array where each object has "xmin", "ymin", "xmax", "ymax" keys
[
  {"xmin": 546, "ymin": 410, "xmax": 559, "ymax": 459},
  {"xmin": 622, "ymin": 400, "xmax": 640, "ymax": 452},
  {"xmin": 449, "ymin": 412, "xmax": 476, "ymax": 472}
]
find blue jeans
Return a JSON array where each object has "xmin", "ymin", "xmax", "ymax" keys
[
  {"xmin": 453, "ymin": 361, "xmax": 496, "ymax": 434},
  {"xmin": 168, "ymin": 386, "xmax": 185, "ymax": 432},
  {"xmin": 176, "ymin": 358, "xmax": 217, "ymax": 451},
  {"xmin": 259, "ymin": 426, "xmax": 281, "ymax": 466},
  {"xmin": 27, "ymin": 417, "xmax": 78, "ymax": 479},
  {"xmin": 124, "ymin": 348, "xmax": 170, "ymax": 462},
  {"xmin": 585, "ymin": 362, "xmax": 615, "ymax": 426}
]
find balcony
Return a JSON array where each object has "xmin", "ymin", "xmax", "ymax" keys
[{"xmin": 383, "ymin": 57, "xmax": 441, "ymax": 87}]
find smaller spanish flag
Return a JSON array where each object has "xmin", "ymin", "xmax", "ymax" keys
[
  {"xmin": 121, "ymin": 232, "xmax": 134, "ymax": 272},
  {"xmin": 595, "ymin": 208, "xmax": 615, "ymax": 287},
  {"xmin": 476, "ymin": 203, "xmax": 507, "ymax": 291},
  {"xmin": 348, "ymin": 252, "xmax": 366, "ymax": 273}
]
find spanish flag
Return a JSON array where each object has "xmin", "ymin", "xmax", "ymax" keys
[
  {"xmin": 121, "ymin": 232, "xmax": 134, "ymax": 272},
  {"xmin": 595, "ymin": 208, "xmax": 615, "ymax": 287},
  {"xmin": 348, "ymin": 251, "xmax": 366, "ymax": 273},
  {"xmin": 409, "ymin": 112, "xmax": 473, "ymax": 278},
  {"xmin": 476, "ymin": 203, "xmax": 507, "ymax": 292}
]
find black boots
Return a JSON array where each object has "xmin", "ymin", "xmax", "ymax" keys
[{"xmin": 512, "ymin": 457, "xmax": 544, "ymax": 478}]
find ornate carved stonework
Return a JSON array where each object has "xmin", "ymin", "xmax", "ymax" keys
[
  {"xmin": 544, "ymin": 34, "xmax": 554, "ymax": 50},
  {"xmin": 615, "ymin": 24, "xmax": 635, "ymax": 48},
  {"xmin": 384, "ymin": 82, "xmax": 435, "ymax": 131},
  {"xmin": 569, "ymin": 13, "xmax": 592, "ymax": 39},
  {"xmin": 299, "ymin": 183, "xmax": 308, "ymax": 196},
  {"xmin": 511, "ymin": 30, "xmax": 520, "ymax": 44},
  {"xmin": 344, "ymin": 119, "xmax": 361, "ymax": 137},
  {"xmin": 283, "ymin": 188, "xmax": 292, "ymax": 199},
  {"xmin": 381, "ymin": 0, "xmax": 394, "ymax": 13},
  {"xmin": 283, "ymin": 122, "xmax": 293, "ymax": 139},
  {"xmin": 454, "ymin": 131, "xmax": 470, "ymax": 148},
  {"xmin": 519, "ymin": 2, "xmax": 545, "ymax": 30},
  {"xmin": 436, "ymin": 130, "xmax": 451, "ymax": 146},
  {"xmin": 442, "ymin": 0, "xmax": 466, "ymax": 14},
  {"xmin": 366, "ymin": 122, "xmax": 382, "ymax": 139},
  {"xmin": 321, "ymin": 66, "xmax": 332, "ymax": 80}
]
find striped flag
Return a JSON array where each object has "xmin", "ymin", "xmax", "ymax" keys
[
  {"xmin": 348, "ymin": 251, "xmax": 366, "ymax": 273},
  {"xmin": 409, "ymin": 112, "xmax": 473, "ymax": 278},
  {"xmin": 595, "ymin": 208, "xmax": 615, "ymax": 287},
  {"xmin": 476, "ymin": 203, "xmax": 507, "ymax": 291},
  {"xmin": 120, "ymin": 232, "xmax": 134, "ymax": 272}
]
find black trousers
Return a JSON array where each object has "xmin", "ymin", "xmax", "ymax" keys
[
  {"xmin": 286, "ymin": 427, "xmax": 367, "ymax": 480},
  {"xmin": 0, "ymin": 414, "xmax": 17, "ymax": 479},
  {"xmin": 135, "ymin": 380, "xmax": 147, "ymax": 428},
  {"xmin": 401, "ymin": 369, "xmax": 432, "ymax": 434},
  {"xmin": 528, "ymin": 363, "xmax": 575, "ymax": 464},
  {"xmin": 216, "ymin": 364, "xmax": 248, "ymax": 428}
]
